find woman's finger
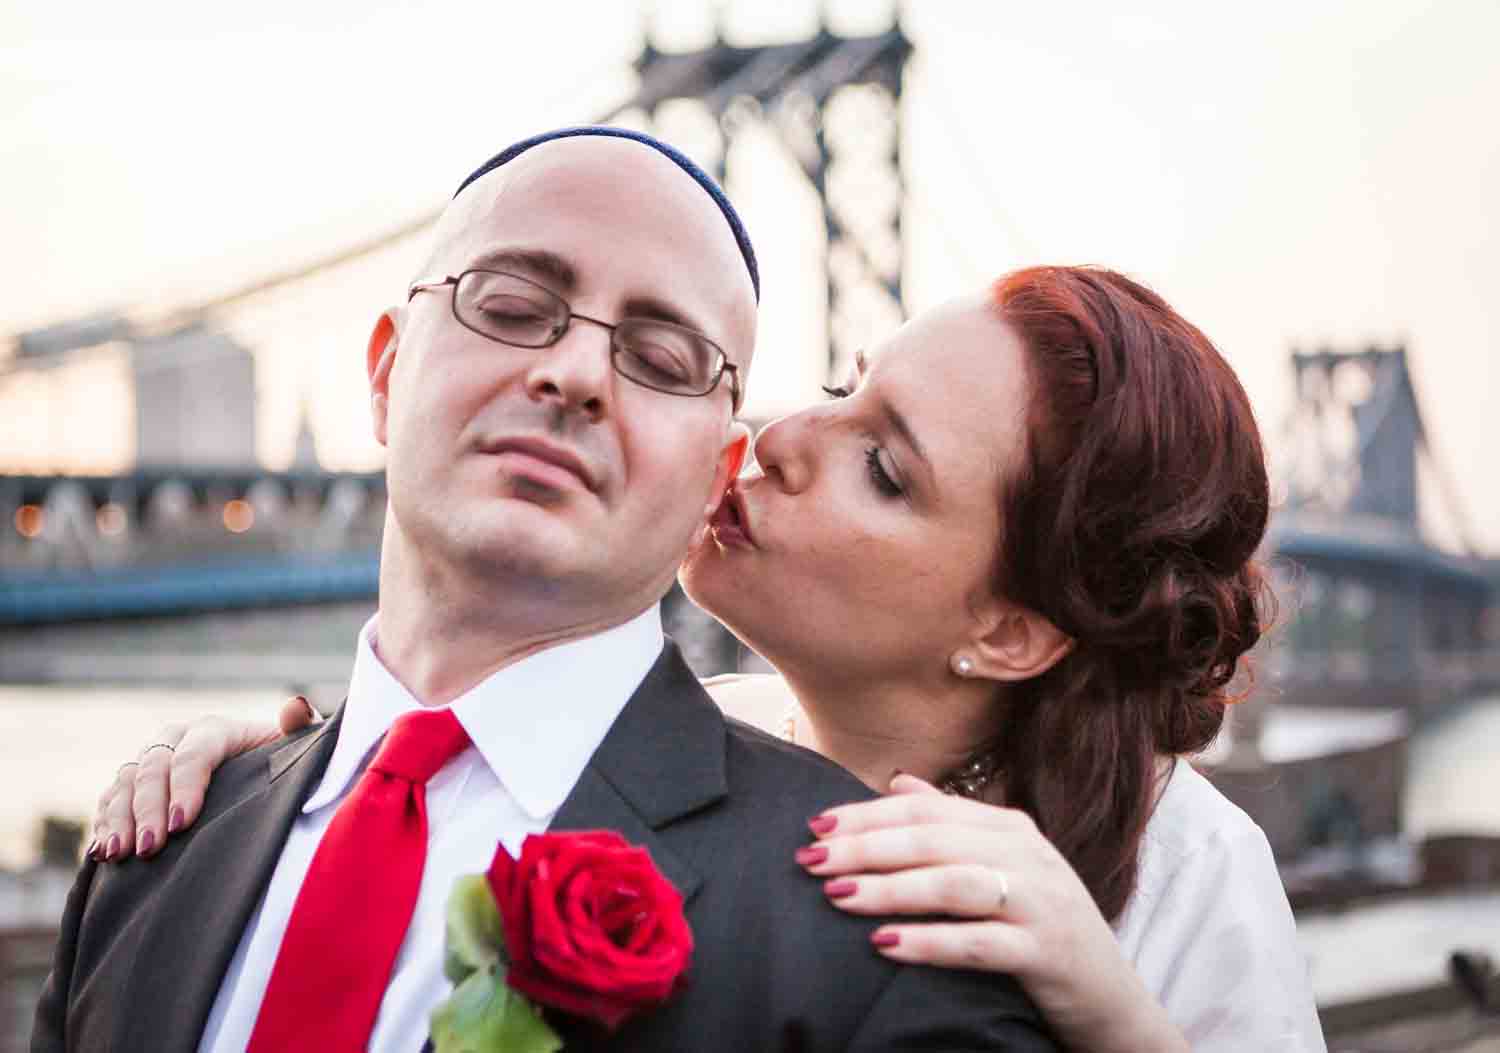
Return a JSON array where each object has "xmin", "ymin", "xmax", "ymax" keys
[
  {"xmin": 168, "ymin": 707, "xmax": 294, "ymax": 836},
  {"xmin": 823, "ymin": 863, "xmax": 1015, "ymax": 920},
  {"xmin": 810, "ymin": 789, "xmax": 1033, "ymax": 841},
  {"xmin": 277, "ymin": 695, "xmax": 320, "ymax": 736},
  {"xmin": 130, "ymin": 723, "xmax": 189, "ymax": 857},
  {"xmin": 93, "ymin": 764, "xmax": 138, "ymax": 861},
  {"xmin": 799, "ymin": 823, "xmax": 1012, "ymax": 876},
  {"xmin": 888, "ymin": 772, "xmax": 944, "ymax": 796},
  {"xmin": 869, "ymin": 920, "xmax": 1038, "ymax": 974}
]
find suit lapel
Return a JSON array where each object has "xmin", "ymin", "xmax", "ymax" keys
[
  {"xmin": 117, "ymin": 711, "xmax": 343, "ymax": 1053},
  {"xmin": 114, "ymin": 645, "xmax": 721, "ymax": 1051},
  {"xmin": 551, "ymin": 641, "xmax": 727, "ymax": 905}
]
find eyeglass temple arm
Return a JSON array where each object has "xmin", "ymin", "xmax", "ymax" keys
[{"xmin": 406, "ymin": 275, "xmax": 458, "ymax": 301}]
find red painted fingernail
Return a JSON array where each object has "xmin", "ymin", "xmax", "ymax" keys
[
  {"xmin": 824, "ymin": 879, "xmax": 858, "ymax": 899},
  {"xmin": 794, "ymin": 845, "xmax": 828, "ymax": 866},
  {"xmin": 168, "ymin": 806, "xmax": 184, "ymax": 833},
  {"xmin": 105, "ymin": 834, "xmax": 120, "ymax": 861},
  {"xmin": 139, "ymin": 829, "xmax": 156, "ymax": 855},
  {"xmin": 808, "ymin": 815, "xmax": 837, "ymax": 836},
  {"xmin": 871, "ymin": 930, "xmax": 900, "ymax": 948}
]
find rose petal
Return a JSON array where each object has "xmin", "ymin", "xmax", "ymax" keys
[{"xmin": 486, "ymin": 830, "xmax": 694, "ymax": 1030}]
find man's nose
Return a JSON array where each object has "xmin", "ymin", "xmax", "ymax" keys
[
  {"xmin": 752, "ymin": 412, "xmax": 813, "ymax": 494},
  {"xmin": 523, "ymin": 318, "xmax": 614, "ymax": 421}
]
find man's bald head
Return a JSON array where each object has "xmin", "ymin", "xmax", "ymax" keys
[
  {"xmin": 453, "ymin": 126, "xmax": 758, "ymax": 300},
  {"xmin": 422, "ymin": 133, "xmax": 757, "ymax": 367}
]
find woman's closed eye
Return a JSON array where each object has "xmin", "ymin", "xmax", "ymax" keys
[
  {"xmin": 865, "ymin": 447, "xmax": 904, "ymax": 498},
  {"xmin": 822, "ymin": 384, "xmax": 905, "ymax": 499}
]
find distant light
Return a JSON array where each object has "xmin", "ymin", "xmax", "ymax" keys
[
  {"xmin": 223, "ymin": 499, "xmax": 255, "ymax": 534},
  {"xmin": 15, "ymin": 505, "xmax": 44, "ymax": 539},
  {"xmin": 96, "ymin": 503, "xmax": 127, "ymax": 536}
]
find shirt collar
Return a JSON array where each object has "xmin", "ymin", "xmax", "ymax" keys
[{"xmin": 305, "ymin": 606, "xmax": 665, "ymax": 820}]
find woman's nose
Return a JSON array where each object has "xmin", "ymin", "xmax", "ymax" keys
[{"xmin": 752, "ymin": 412, "xmax": 813, "ymax": 494}]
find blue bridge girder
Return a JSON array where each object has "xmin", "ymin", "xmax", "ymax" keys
[{"xmin": 0, "ymin": 549, "xmax": 378, "ymax": 625}]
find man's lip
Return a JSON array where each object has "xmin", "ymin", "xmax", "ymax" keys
[
  {"xmin": 710, "ymin": 483, "xmax": 758, "ymax": 549},
  {"xmin": 478, "ymin": 436, "xmax": 598, "ymax": 491}
]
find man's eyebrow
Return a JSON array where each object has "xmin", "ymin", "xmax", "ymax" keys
[
  {"xmin": 465, "ymin": 250, "xmax": 717, "ymax": 342},
  {"xmin": 620, "ymin": 294, "xmax": 712, "ymax": 340},
  {"xmin": 468, "ymin": 248, "xmax": 577, "ymax": 291}
]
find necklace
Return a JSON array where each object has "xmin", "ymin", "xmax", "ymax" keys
[
  {"xmin": 936, "ymin": 753, "xmax": 1002, "ymax": 798},
  {"xmin": 780, "ymin": 707, "xmax": 1000, "ymax": 799}
]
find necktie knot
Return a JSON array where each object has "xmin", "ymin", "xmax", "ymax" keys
[{"xmin": 369, "ymin": 707, "xmax": 470, "ymax": 784}]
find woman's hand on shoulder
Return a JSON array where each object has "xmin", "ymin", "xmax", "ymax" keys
[
  {"xmin": 89, "ymin": 697, "xmax": 319, "ymax": 863},
  {"xmin": 799, "ymin": 774, "xmax": 1188, "ymax": 1053}
]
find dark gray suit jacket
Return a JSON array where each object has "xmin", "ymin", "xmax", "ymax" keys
[{"xmin": 34, "ymin": 641, "xmax": 1057, "ymax": 1051}]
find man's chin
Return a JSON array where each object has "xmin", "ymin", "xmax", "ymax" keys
[
  {"xmin": 501, "ymin": 474, "xmax": 580, "ymax": 508},
  {"xmin": 442, "ymin": 504, "xmax": 590, "ymax": 574}
]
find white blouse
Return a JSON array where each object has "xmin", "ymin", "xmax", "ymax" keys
[
  {"xmin": 1114, "ymin": 759, "xmax": 1326, "ymax": 1052},
  {"xmin": 703, "ymin": 674, "xmax": 1327, "ymax": 1052}
]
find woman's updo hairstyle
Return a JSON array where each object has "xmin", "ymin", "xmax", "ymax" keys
[{"xmin": 981, "ymin": 266, "xmax": 1272, "ymax": 922}]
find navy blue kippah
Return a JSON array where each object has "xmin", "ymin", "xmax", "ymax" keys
[{"xmin": 453, "ymin": 126, "xmax": 759, "ymax": 301}]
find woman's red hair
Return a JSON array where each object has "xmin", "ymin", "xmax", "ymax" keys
[{"xmin": 974, "ymin": 266, "xmax": 1271, "ymax": 921}]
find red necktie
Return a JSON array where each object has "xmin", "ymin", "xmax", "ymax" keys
[{"xmin": 248, "ymin": 707, "xmax": 470, "ymax": 1052}]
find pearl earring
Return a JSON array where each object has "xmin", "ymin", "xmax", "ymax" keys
[{"xmin": 953, "ymin": 655, "xmax": 974, "ymax": 677}]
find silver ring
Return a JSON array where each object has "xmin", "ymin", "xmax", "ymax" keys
[
  {"xmin": 993, "ymin": 870, "xmax": 1010, "ymax": 914},
  {"xmin": 141, "ymin": 742, "xmax": 176, "ymax": 759},
  {"xmin": 117, "ymin": 761, "xmax": 139, "ymax": 778}
]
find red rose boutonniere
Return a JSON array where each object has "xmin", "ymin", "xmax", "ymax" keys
[{"xmin": 431, "ymin": 830, "xmax": 694, "ymax": 1053}]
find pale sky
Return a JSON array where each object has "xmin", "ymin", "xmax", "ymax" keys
[{"xmin": 2, "ymin": 0, "xmax": 1496, "ymax": 550}]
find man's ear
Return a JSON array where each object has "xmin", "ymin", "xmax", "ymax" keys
[
  {"xmin": 703, "ymin": 421, "xmax": 752, "ymax": 520},
  {"xmin": 962, "ymin": 599, "xmax": 1075, "ymax": 684},
  {"xmin": 366, "ymin": 310, "xmax": 401, "ymax": 448}
]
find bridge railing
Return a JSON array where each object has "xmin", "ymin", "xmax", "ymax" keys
[
  {"xmin": 1, "ymin": 472, "xmax": 387, "ymax": 574},
  {"xmin": 1266, "ymin": 646, "xmax": 1500, "ymax": 707}
]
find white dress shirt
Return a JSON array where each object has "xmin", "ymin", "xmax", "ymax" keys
[
  {"xmin": 1113, "ymin": 759, "xmax": 1328, "ymax": 1052},
  {"xmin": 198, "ymin": 607, "xmax": 664, "ymax": 1053}
]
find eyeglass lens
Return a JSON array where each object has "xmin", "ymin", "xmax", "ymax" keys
[{"xmin": 454, "ymin": 271, "xmax": 722, "ymax": 396}]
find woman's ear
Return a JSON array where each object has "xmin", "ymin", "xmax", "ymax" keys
[
  {"xmin": 366, "ymin": 310, "xmax": 402, "ymax": 447},
  {"xmin": 961, "ymin": 601, "xmax": 1075, "ymax": 684}
]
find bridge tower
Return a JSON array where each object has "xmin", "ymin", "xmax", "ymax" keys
[
  {"xmin": 627, "ymin": 14, "xmax": 913, "ymax": 384},
  {"xmin": 1281, "ymin": 345, "xmax": 1474, "ymax": 548},
  {"xmin": 1270, "ymin": 344, "xmax": 1492, "ymax": 714}
]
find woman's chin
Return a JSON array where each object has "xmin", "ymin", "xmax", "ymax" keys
[{"xmin": 680, "ymin": 534, "xmax": 745, "ymax": 620}]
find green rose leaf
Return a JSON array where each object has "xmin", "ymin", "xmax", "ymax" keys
[
  {"xmin": 430, "ymin": 968, "xmax": 562, "ymax": 1053},
  {"xmin": 444, "ymin": 873, "xmax": 506, "ymax": 985}
]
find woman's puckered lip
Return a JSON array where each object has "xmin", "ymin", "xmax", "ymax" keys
[{"xmin": 711, "ymin": 480, "xmax": 758, "ymax": 548}]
